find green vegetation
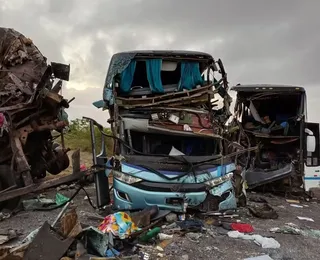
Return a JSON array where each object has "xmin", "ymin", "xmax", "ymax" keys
[{"xmin": 62, "ymin": 118, "xmax": 114, "ymax": 155}]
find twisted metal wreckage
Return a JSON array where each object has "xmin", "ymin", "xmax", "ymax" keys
[
  {"xmin": 90, "ymin": 52, "xmax": 320, "ymax": 213},
  {"xmin": 1, "ymin": 27, "xmax": 317, "ymax": 214},
  {"xmin": 226, "ymin": 84, "xmax": 320, "ymax": 196},
  {"xmin": 89, "ymin": 51, "xmax": 255, "ymax": 212},
  {"xmin": 0, "ymin": 28, "xmax": 85, "ymax": 209}
]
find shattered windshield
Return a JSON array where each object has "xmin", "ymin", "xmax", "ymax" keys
[{"xmin": 126, "ymin": 131, "xmax": 221, "ymax": 157}]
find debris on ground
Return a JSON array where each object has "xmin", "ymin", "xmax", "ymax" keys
[
  {"xmin": 98, "ymin": 212, "xmax": 141, "ymax": 239},
  {"xmin": 158, "ymin": 233, "xmax": 173, "ymax": 240},
  {"xmin": 56, "ymin": 193, "xmax": 70, "ymax": 206},
  {"xmin": 244, "ymin": 255, "xmax": 274, "ymax": 260},
  {"xmin": 286, "ymin": 199, "xmax": 300, "ymax": 204},
  {"xmin": 227, "ymin": 231, "xmax": 281, "ymax": 249},
  {"xmin": 165, "ymin": 213, "xmax": 178, "ymax": 223},
  {"xmin": 176, "ymin": 219, "xmax": 204, "ymax": 232},
  {"xmin": 21, "ymin": 193, "xmax": 70, "ymax": 211},
  {"xmin": 139, "ymin": 227, "xmax": 161, "ymax": 242},
  {"xmin": 2, "ymin": 187, "xmax": 320, "ymax": 259},
  {"xmin": 57, "ymin": 184, "xmax": 76, "ymax": 192},
  {"xmin": 248, "ymin": 203, "xmax": 278, "ymax": 219},
  {"xmin": 22, "ymin": 197, "xmax": 56, "ymax": 211},
  {"xmin": 186, "ymin": 232, "xmax": 202, "ymax": 242},
  {"xmin": 24, "ymin": 221, "xmax": 74, "ymax": 260},
  {"xmin": 297, "ymin": 216, "xmax": 314, "ymax": 222},
  {"xmin": 270, "ymin": 223, "xmax": 320, "ymax": 239},
  {"xmin": 270, "ymin": 223, "xmax": 302, "ymax": 235},
  {"xmin": 0, "ymin": 228, "xmax": 19, "ymax": 245},
  {"xmin": 290, "ymin": 204, "xmax": 303, "ymax": 208},
  {"xmin": 0, "ymin": 211, "xmax": 11, "ymax": 221},
  {"xmin": 230, "ymin": 223, "xmax": 254, "ymax": 233}
]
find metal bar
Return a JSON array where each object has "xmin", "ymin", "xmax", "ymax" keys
[
  {"xmin": 0, "ymin": 170, "xmax": 86, "ymax": 203},
  {"xmin": 89, "ymin": 120, "xmax": 97, "ymax": 165},
  {"xmin": 0, "ymin": 185, "xmax": 17, "ymax": 194},
  {"xmin": 51, "ymin": 201, "xmax": 71, "ymax": 227}
]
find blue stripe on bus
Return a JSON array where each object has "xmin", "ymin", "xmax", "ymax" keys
[{"xmin": 304, "ymin": 177, "xmax": 320, "ymax": 180}]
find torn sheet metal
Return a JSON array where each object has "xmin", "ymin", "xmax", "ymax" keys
[
  {"xmin": 244, "ymin": 163, "xmax": 293, "ymax": 189},
  {"xmin": 24, "ymin": 222, "xmax": 74, "ymax": 260},
  {"xmin": 58, "ymin": 208, "xmax": 83, "ymax": 238},
  {"xmin": 81, "ymin": 226, "xmax": 110, "ymax": 257},
  {"xmin": 228, "ymin": 84, "xmax": 317, "ymax": 193}
]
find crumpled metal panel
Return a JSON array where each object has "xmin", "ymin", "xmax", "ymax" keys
[
  {"xmin": 24, "ymin": 222, "xmax": 74, "ymax": 260},
  {"xmin": 0, "ymin": 28, "xmax": 47, "ymax": 108}
]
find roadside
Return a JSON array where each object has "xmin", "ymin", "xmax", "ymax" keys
[{"xmin": 1, "ymin": 181, "xmax": 320, "ymax": 260}]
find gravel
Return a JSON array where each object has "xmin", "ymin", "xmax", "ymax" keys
[{"xmin": 1, "ymin": 186, "xmax": 320, "ymax": 260}]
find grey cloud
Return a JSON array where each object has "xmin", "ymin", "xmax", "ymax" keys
[
  {"xmin": 66, "ymin": 0, "xmax": 320, "ymax": 86},
  {"xmin": 48, "ymin": 0, "xmax": 75, "ymax": 14},
  {"xmin": 62, "ymin": 87, "xmax": 108, "ymax": 125},
  {"xmin": 1, "ymin": 0, "xmax": 320, "ymax": 123}
]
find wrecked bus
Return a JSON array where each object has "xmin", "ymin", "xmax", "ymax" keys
[
  {"xmin": 90, "ymin": 50, "xmax": 242, "ymax": 213},
  {"xmin": 228, "ymin": 84, "xmax": 320, "ymax": 195}
]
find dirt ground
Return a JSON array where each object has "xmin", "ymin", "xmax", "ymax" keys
[{"xmin": 1, "ymin": 184, "xmax": 320, "ymax": 260}]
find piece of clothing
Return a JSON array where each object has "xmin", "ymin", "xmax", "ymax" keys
[
  {"xmin": 98, "ymin": 212, "xmax": 140, "ymax": 239},
  {"xmin": 230, "ymin": 223, "xmax": 254, "ymax": 233}
]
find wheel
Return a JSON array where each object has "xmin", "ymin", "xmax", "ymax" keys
[{"xmin": 0, "ymin": 165, "xmax": 22, "ymax": 211}]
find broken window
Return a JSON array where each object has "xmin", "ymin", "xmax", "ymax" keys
[
  {"xmin": 127, "ymin": 130, "xmax": 220, "ymax": 156},
  {"xmin": 241, "ymin": 93, "xmax": 302, "ymax": 136},
  {"xmin": 230, "ymin": 89, "xmax": 307, "ymax": 190},
  {"xmin": 117, "ymin": 59, "xmax": 204, "ymax": 96}
]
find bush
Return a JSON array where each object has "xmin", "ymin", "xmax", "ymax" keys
[{"xmin": 62, "ymin": 118, "xmax": 114, "ymax": 155}]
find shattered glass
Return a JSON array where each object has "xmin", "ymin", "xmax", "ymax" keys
[{"xmin": 103, "ymin": 52, "xmax": 136, "ymax": 101}]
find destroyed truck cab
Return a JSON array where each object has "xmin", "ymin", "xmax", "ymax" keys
[
  {"xmin": 228, "ymin": 84, "xmax": 320, "ymax": 195},
  {"xmin": 91, "ymin": 50, "xmax": 239, "ymax": 213},
  {"xmin": 0, "ymin": 28, "xmax": 73, "ymax": 209}
]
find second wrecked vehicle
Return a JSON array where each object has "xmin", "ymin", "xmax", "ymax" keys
[
  {"xmin": 91, "ymin": 50, "xmax": 244, "ymax": 212},
  {"xmin": 0, "ymin": 28, "xmax": 77, "ymax": 209},
  {"xmin": 228, "ymin": 84, "xmax": 320, "ymax": 195}
]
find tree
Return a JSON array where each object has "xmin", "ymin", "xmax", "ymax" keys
[{"xmin": 63, "ymin": 119, "xmax": 113, "ymax": 155}]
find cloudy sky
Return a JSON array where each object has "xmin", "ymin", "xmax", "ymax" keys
[{"xmin": 1, "ymin": 0, "xmax": 320, "ymax": 126}]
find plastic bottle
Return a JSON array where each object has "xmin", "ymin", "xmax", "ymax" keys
[{"xmin": 139, "ymin": 227, "xmax": 161, "ymax": 242}]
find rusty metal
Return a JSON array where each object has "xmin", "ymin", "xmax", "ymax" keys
[
  {"xmin": 116, "ymin": 85, "xmax": 216, "ymax": 108},
  {"xmin": 0, "ymin": 168, "xmax": 87, "ymax": 203},
  {"xmin": 0, "ymin": 149, "xmax": 83, "ymax": 203},
  {"xmin": 18, "ymin": 120, "xmax": 68, "ymax": 145},
  {"xmin": 0, "ymin": 27, "xmax": 74, "ymax": 206}
]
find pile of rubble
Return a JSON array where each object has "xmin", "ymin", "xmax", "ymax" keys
[{"xmin": 0, "ymin": 183, "xmax": 320, "ymax": 260}]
